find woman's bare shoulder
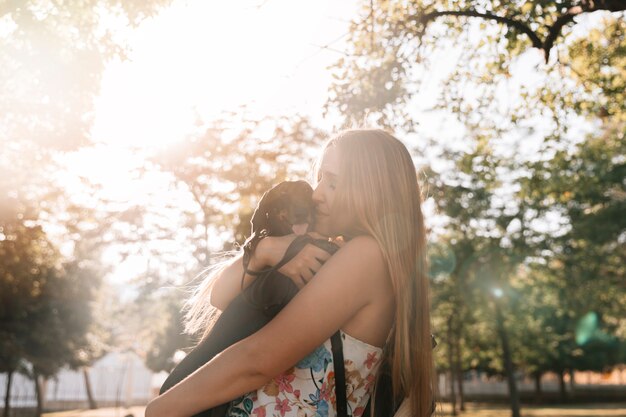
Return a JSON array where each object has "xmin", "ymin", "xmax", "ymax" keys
[
  {"xmin": 343, "ymin": 235, "xmax": 383, "ymax": 253},
  {"xmin": 338, "ymin": 235, "xmax": 388, "ymax": 282},
  {"xmin": 336, "ymin": 235, "xmax": 394, "ymax": 347}
]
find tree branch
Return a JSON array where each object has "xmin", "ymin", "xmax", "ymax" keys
[
  {"xmin": 580, "ymin": 0, "xmax": 626, "ymax": 13},
  {"xmin": 419, "ymin": 9, "xmax": 543, "ymax": 49},
  {"xmin": 419, "ymin": 2, "xmax": 626, "ymax": 64},
  {"xmin": 544, "ymin": 0, "xmax": 626, "ymax": 62},
  {"xmin": 543, "ymin": 9, "xmax": 579, "ymax": 63}
]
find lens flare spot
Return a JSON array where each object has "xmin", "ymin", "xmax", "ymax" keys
[{"xmin": 575, "ymin": 311, "xmax": 598, "ymax": 345}]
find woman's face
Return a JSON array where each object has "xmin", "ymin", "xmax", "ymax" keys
[{"xmin": 312, "ymin": 147, "xmax": 340, "ymax": 237}]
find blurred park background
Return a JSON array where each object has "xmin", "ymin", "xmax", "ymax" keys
[{"xmin": 1, "ymin": 1, "xmax": 625, "ymax": 417}]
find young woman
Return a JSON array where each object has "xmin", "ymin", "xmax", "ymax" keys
[{"xmin": 146, "ymin": 129, "xmax": 435, "ymax": 417}]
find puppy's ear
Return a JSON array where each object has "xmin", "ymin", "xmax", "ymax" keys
[
  {"xmin": 295, "ymin": 180, "xmax": 314, "ymax": 194},
  {"xmin": 250, "ymin": 207, "xmax": 263, "ymax": 234},
  {"xmin": 250, "ymin": 187, "xmax": 274, "ymax": 234}
]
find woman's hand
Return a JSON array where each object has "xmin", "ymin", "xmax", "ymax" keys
[{"xmin": 253, "ymin": 232, "xmax": 346, "ymax": 289}]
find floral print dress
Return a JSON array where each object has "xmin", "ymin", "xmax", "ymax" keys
[{"xmin": 226, "ymin": 330, "xmax": 383, "ymax": 417}]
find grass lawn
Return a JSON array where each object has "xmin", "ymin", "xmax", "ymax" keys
[{"xmin": 437, "ymin": 402, "xmax": 626, "ymax": 417}]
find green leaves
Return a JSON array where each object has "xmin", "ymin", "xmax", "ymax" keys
[
  {"xmin": 0, "ymin": 219, "xmax": 102, "ymax": 378},
  {"xmin": 521, "ymin": 2, "xmax": 534, "ymax": 15}
]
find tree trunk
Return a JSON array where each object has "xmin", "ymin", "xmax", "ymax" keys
[
  {"xmin": 82, "ymin": 367, "xmax": 98, "ymax": 409},
  {"xmin": 447, "ymin": 319, "xmax": 457, "ymax": 416},
  {"xmin": 533, "ymin": 372, "xmax": 542, "ymax": 403},
  {"xmin": 569, "ymin": 368, "xmax": 576, "ymax": 397},
  {"xmin": 3, "ymin": 370, "xmax": 13, "ymax": 417},
  {"xmin": 448, "ymin": 370, "xmax": 457, "ymax": 415},
  {"xmin": 494, "ymin": 301, "xmax": 521, "ymax": 417},
  {"xmin": 33, "ymin": 371, "xmax": 43, "ymax": 417},
  {"xmin": 558, "ymin": 370, "xmax": 567, "ymax": 401},
  {"xmin": 454, "ymin": 335, "xmax": 465, "ymax": 411}
]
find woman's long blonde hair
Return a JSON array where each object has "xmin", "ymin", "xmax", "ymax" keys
[
  {"xmin": 325, "ymin": 130, "xmax": 435, "ymax": 417},
  {"xmin": 184, "ymin": 254, "xmax": 236, "ymax": 341}
]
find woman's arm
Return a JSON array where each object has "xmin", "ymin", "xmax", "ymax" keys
[
  {"xmin": 210, "ymin": 234, "xmax": 337, "ymax": 310},
  {"xmin": 208, "ymin": 254, "xmax": 248, "ymax": 311},
  {"xmin": 146, "ymin": 235, "xmax": 385, "ymax": 417}
]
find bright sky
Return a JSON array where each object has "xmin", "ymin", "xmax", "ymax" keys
[{"xmin": 92, "ymin": 0, "xmax": 360, "ymax": 149}]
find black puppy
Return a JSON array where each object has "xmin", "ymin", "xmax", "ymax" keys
[{"xmin": 159, "ymin": 180, "xmax": 338, "ymax": 417}]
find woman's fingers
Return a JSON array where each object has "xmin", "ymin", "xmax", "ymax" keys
[
  {"xmin": 278, "ymin": 244, "xmax": 327, "ymax": 288},
  {"xmin": 306, "ymin": 257, "xmax": 324, "ymax": 274},
  {"xmin": 298, "ymin": 275, "xmax": 307, "ymax": 287},
  {"xmin": 266, "ymin": 231, "xmax": 346, "ymax": 288},
  {"xmin": 298, "ymin": 269, "xmax": 315, "ymax": 288},
  {"xmin": 283, "ymin": 250, "xmax": 322, "ymax": 277}
]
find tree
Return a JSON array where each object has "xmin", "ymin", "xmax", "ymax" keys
[
  {"xmin": 327, "ymin": 1, "xmax": 625, "ymax": 129},
  {"xmin": 144, "ymin": 294, "xmax": 191, "ymax": 373},
  {"xmin": 1, "ymin": 4, "xmax": 177, "ymax": 408},
  {"xmin": 518, "ymin": 123, "xmax": 626, "ymax": 398},
  {"xmin": 0, "ymin": 219, "xmax": 45, "ymax": 417},
  {"xmin": 424, "ymin": 134, "xmax": 529, "ymax": 416},
  {"xmin": 0, "ymin": 212, "xmax": 102, "ymax": 416},
  {"xmin": 24, "ymin": 258, "xmax": 104, "ymax": 417},
  {"xmin": 513, "ymin": 19, "xmax": 626, "ymax": 397}
]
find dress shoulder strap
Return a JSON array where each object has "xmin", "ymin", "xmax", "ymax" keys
[{"xmin": 330, "ymin": 331, "xmax": 347, "ymax": 417}]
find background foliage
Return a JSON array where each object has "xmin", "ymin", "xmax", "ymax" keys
[{"xmin": 0, "ymin": 1, "xmax": 624, "ymax": 416}]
